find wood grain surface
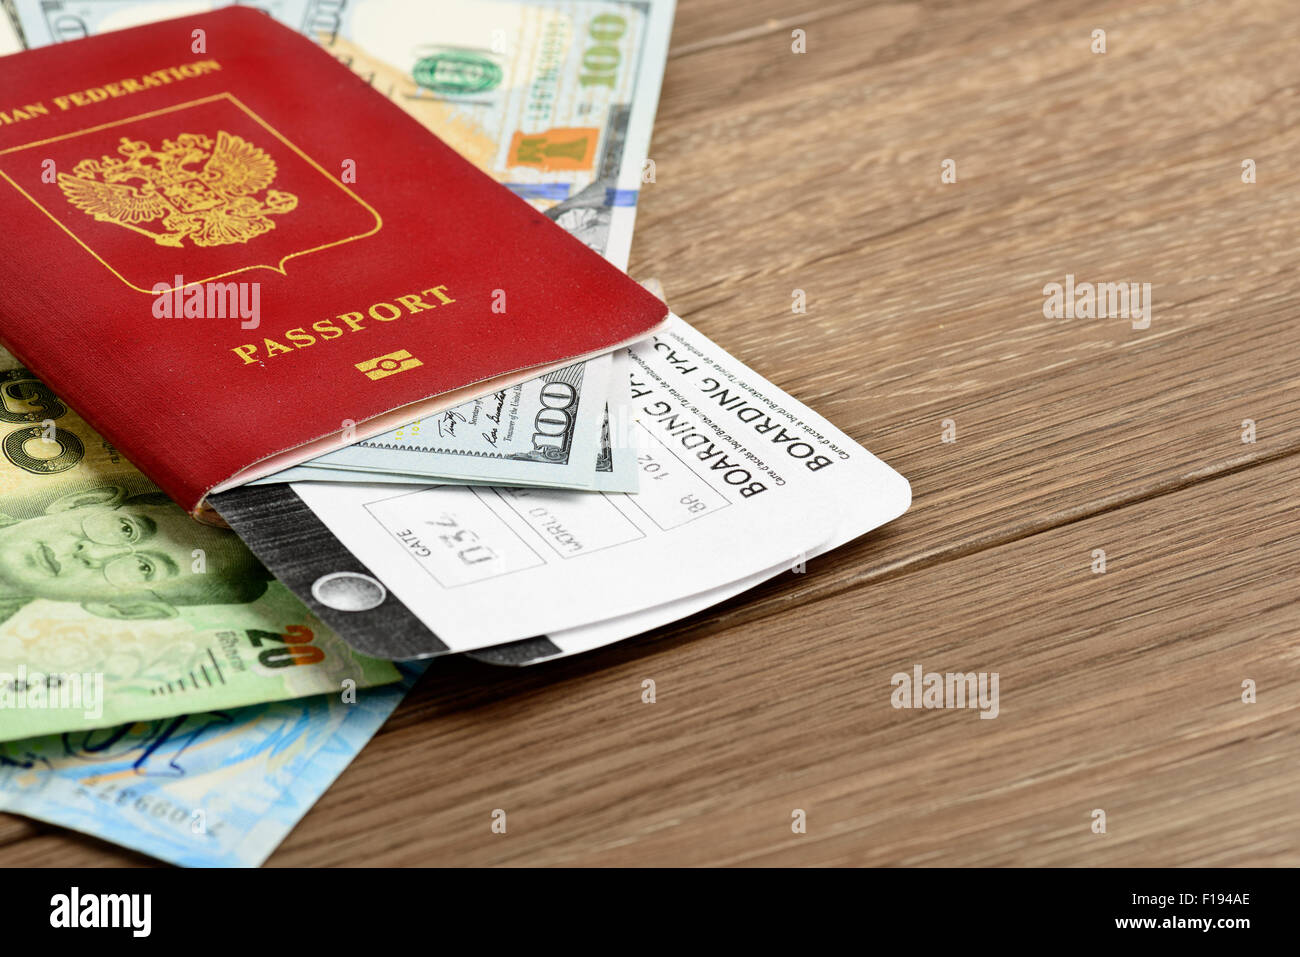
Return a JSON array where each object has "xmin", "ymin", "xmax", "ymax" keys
[{"xmin": 6, "ymin": 0, "xmax": 1299, "ymax": 866}]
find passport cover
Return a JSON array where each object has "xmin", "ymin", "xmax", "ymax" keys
[{"xmin": 0, "ymin": 7, "xmax": 667, "ymax": 515}]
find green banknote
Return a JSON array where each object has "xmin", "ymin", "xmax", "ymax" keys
[
  {"xmin": 296, "ymin": 354, "xmax": 618, "ymax": 488},
  {"xmin": 0, "ymin": 350, "xmax": 400, "ymax": 742}
]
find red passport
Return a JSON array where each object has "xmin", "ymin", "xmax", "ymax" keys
[{"xmin": 0, "ymin": 7, "xmax": 667, "ymax": 515}]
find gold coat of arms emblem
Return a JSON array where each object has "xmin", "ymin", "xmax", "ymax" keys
[{"xmin": 56, "ymin": 131, "xmax": 298, "ymax": 248}]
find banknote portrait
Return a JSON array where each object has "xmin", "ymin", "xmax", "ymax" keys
[{"xmin": 0, "ymin": 484, "xmax": 270, "ymax": 624}]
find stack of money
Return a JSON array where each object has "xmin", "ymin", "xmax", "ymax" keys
[{"xmin": 0, "ymin": 0, "xmax": 909, "ymax": 867}]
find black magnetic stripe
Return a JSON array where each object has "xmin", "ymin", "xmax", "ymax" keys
[
  {"xmin": 466, "ymin": 635, "xmax": 563, "ymax": 667},
  {"xmin": 209, "ymin": 484, "xmax": 449, "ymax": 660}
]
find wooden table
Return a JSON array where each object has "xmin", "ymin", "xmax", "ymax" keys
[{"xmin": 6, "ymin": 0, "xmax": 1298, "ymax": 866}]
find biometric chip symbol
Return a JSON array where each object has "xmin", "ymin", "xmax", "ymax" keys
[{"xmin": 355, "ymin": 350, "xmax": 423, "ymax": 380}]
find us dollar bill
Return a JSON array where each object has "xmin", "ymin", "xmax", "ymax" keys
[
  {"xmin": 591, "ymin": 347, "xmax": 637, "ymax": 491},
  {"xmin": 304, "ymin": 0, "xmax": 672, "ymax": 267},
  {"xmin": 295, "ymin": 353, "xmax": 617, "ymax": 488},
  {"xmin": 254, "ymin": 397, "xmax": 638, "ymax": 493},
  {"xmin": 0, "ymin": 353, "xmax": 399, "ymax": 742}
]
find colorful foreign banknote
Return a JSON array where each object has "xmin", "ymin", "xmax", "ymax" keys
[
  {"xmin": 0, "ymin": 350, "xmax": 399, "ymax": 742},
  {"xmin": 0, "ymin": 663, "xmax": 424, "ymax": 866}
]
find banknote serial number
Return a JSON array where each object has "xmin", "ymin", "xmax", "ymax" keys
[{"xmin": 77, "ymin": 781, "xmax": 225, "ymax": 840}]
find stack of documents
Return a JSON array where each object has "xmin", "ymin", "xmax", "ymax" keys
[{"xmin": 0, "ymin": 0, "xmax": 908, "ymax": 867}]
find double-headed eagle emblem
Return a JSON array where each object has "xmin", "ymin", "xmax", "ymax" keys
[{"xmin": 57, "ymin": 131, "xmax": 298, "ymax": 248}]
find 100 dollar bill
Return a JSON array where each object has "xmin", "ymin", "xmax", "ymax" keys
[
  {"xmin": 296, "ymin": 354, "xmax": 619, "ymax": 488},
  {"xmin": 0, "ymin": 354, "xmax": 399, "ymax": 742},
  {"xmin": 259, "ymin": 348, "xmax": 637, "ymax": 491},
  {"xmin": 300, "ymin": 0, "xmax": 673, "ymax": 267}
]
